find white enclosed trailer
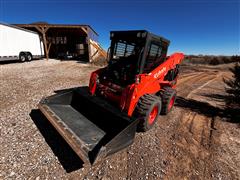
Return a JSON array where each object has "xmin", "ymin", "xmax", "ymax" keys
[{"xmin": 0, "ymin": 23, "xmax": 44, "ymax": 62}]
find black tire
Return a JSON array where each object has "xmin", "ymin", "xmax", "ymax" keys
[
  {"xmin": 19, "ymin": 53, "xmax": 26, "ymax": 62},
  {"xmin": 134, "ymin": 94, "xmax": 162, "ymax": 132},
  {"xmin": 26, "ymin": 53, "xmax": 32, "ymax": 61},
  {"xmin": 160, "ymin": 87, "xmax": 176, "ymax": 115}
]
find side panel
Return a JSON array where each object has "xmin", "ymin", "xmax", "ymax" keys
[
  {"xmin": 89, "ymin": 68, "xmax": 106, "ymax": 95},
  {"xmin": 0, "ymin": 24, "xmax": 44, "ymax": 57},
  {"xmin": 125, "ymin": 53, "xmax": 184, "ymax": 116}
]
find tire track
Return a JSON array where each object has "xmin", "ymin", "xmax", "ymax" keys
[
  {"xmin": 162, "ymin": 72, "xmax": 223, "ymax": 178},
  {"xmin": 187, "ymin": 73, "xmax": 222, "ymax": 98},
  {"xmin": 177, "ymin": 72, "xmax": 217, "ymax": 97},
  {"xmin": 83, "ymin": 70, "xmax": 222, "ymax": 179}
]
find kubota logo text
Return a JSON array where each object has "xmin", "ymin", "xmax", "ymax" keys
[{"xmin": 154, "ymin": 67, "xmax": 166, "ymax": 79}]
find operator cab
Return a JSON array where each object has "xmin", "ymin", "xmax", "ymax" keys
[{"xmin": 101, "ymin": 30, "xmax": 170, "ymax": 86}]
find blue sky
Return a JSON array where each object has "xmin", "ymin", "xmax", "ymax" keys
[{"xmin": 0, "ymin": 0, "xmax": 239, "ymax": 55}]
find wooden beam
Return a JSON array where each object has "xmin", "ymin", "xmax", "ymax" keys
[
  {"xmin": 42, "ymin": 32, "xmax": 49, "ymax": 60},
  {"xmin": 90, "ymin": 49, "xmax": 99, "ymax": 59},
  {"xmin": 90, "ymin": 41, "xmax": 107, "ymax": 57},
  {"xmin": 80, "ymin": 27, "xmax": 88, "ymax": 35},
  {"xmin": 40, "ymin": 26, "xmax": 49, "ymax": 33},
  {"xmin": 35, "ymin": 26, "xmax": 44, "ymax": 34},
  {"xmin": 47, "ymin": 42, "xmax": 52, "ymax": 55},
  {"xmin": 34, "ymin": 25, "xmax": 49, "ymax": 60},
  {"xmin": 88, "ymin": 40, "xmax": 107, "ymax": 62}
]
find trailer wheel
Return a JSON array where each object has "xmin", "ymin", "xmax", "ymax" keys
[
  {"xmin": 19, "ymin": 53, "xmax": 26, "ymax": 62},
  {"xmin": 134, "ymin": 94, "xmax": 161, "ymax": 132},
  {"xmin": 26, "ymin": 53, "xmax": 32, "ymax": 61},
  {"xmin": 160, "ymin": 87, "xmax": 176, "ymax": 115}
]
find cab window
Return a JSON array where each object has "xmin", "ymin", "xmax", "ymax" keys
[
  {"xmin": 144, "ymin": 42, "xmax": 166, "ymax": 73},
  {"xmin": 113, "ymin": 41, "xmax": 136, "ymax": 59}
]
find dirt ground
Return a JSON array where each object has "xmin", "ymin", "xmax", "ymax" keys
[{"xmin": 0, "ymin": 59, "xmax": 239, "ymax": 179}]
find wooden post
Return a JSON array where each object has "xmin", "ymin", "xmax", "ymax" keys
[{"xmin": 35, "ymin": 26, "xmax": 49, "ymax": 60}]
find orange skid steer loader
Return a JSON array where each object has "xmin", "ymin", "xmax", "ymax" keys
[{"xmin": 38, "ymin": 30, "xmax": 184, "ymax": 166}]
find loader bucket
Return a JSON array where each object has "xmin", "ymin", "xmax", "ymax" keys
[{"xmin": 38, "ymin": 87, "xmax": 138, "ymax": 166}]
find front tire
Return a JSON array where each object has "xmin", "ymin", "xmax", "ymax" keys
[{"xmin": 134, "ymin": 94, "xmax": 162, "ymax": 132}]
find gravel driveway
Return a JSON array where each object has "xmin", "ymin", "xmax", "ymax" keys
[
  {"xmin": 0, "ymin": 60, "xmax": 239, "ymax": 179},
  {"xmin": 0, "ymin": 59, "xmax": 98, "ymax": 179}
]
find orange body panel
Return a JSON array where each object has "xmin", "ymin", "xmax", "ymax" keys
[{"xmin": 89, "ymin": 52, "xmax": 184, "ymax": 117}]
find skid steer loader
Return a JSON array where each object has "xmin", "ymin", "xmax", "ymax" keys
[{"xmin": 38, "ymin": 30, "xmax": 184, "ymax": 166}]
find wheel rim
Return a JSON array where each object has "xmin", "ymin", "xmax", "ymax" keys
[
  {"xmin": 28, "ymin": 55, "xmax": 31, "ymax": 60},
  {"xmin": 168, "ymin": 96, "xmax": 175, "ymax": 111},
  {"xmin": 21, "ymin": 56, "xmax": 25, "ymax": 61},
  {"xmin": 148, "ymin": 105, "xmax": 159, "ymax": 125}
]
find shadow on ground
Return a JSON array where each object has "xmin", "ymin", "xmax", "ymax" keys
[
  {"xmin": 0, "ymin": 59, "xmax": 42, "ymax": 65},
  {"xmin": 30, "ymin": 109, "xmax": 84, "ymax": 173},
  {"xmin": 200, "ymin": 93, "xmax": 227, "ymax": 103},
  {"xmin": 0, "ymin": 60, "xmax": 22, "ymax": 65},
  {"xmin": 175, "ymin": 96, "xmax": 240, "ymax": 124}
]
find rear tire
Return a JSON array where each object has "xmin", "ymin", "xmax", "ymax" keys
[
  {"xmin": 134, "ymin": 94, "xmax": 161, "ymax": 132},
  {"xmin": 160, "ymin": 87, "xmax": 176, "ymax": 115},
  {"xmin": 19, "ymin": 53, "xmax": 26, "ymax": 62},
  {"xmin": 26, "ymin": 53, "xmax": 32, "ymax": 61}
]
